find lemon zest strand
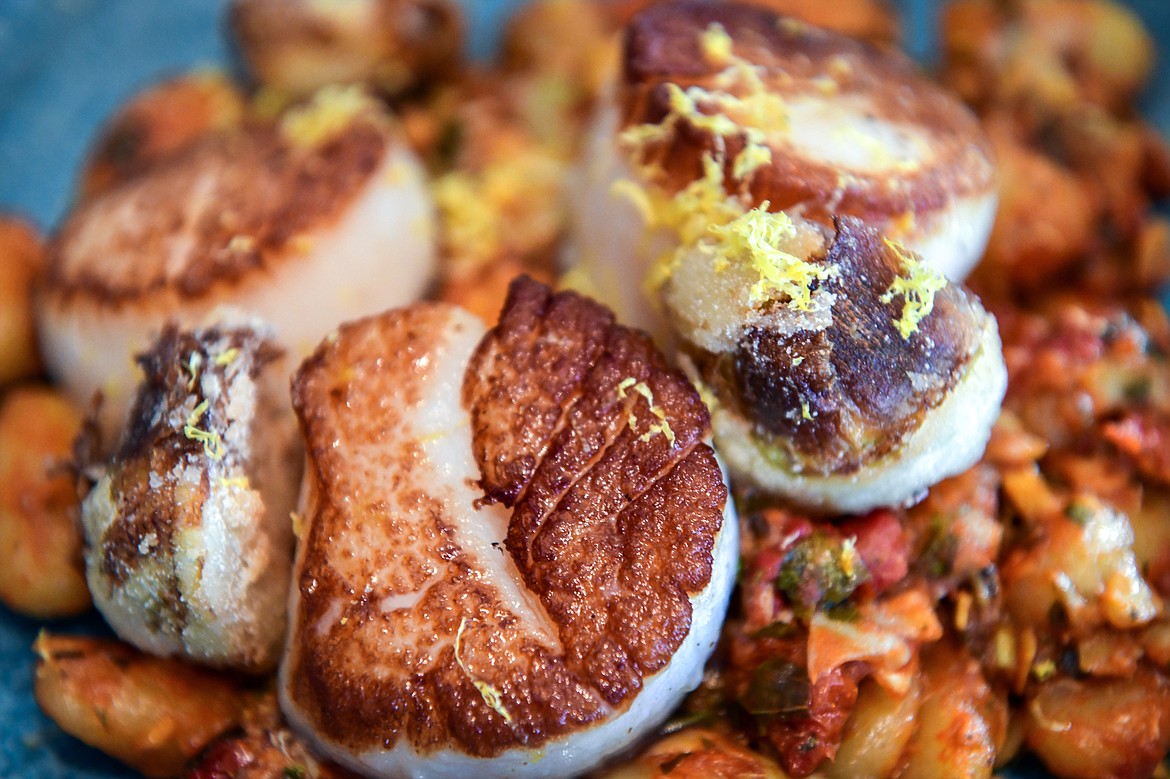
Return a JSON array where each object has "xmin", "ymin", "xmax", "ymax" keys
[
  {"xmin": 455, "ymin": 618, "xmax": 513, "ymax": 724},
  {"xmin": 183, "ymin": 399, "xmax": 224, "ymax": 460},
  {"xmin": 879, "ymin": 236, "xmax": 948, "ymax": 339}
]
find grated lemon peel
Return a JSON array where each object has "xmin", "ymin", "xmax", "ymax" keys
[
  {"xmin": 618, "ymin": 377, "xmax": 676, "ymax": 446},
  {"xmin": 185, "ymin": 352, "xmax": 203, "ymax": 391},
  {"xmin": 455, "ymin": 617, "xmax": 513, "ymax": 723},
  {"xmin": 183, "ymin": 399, "xmax": 224, "ymax": 460},
  {"xmin": 695, "ymin": 378, "xmax": 720, "ymax": 413},
  {"xmin": 290, "ymin": 511, "xmax": 308, "ymax": 539},
  {"xmin": 227, "ymin": 234, "xmax": 256, "ymax": 253},
  {"xmin": 433, "ymin": 150, "xmax": 566, "ymax": 271},
  {"xmin": 631, "ymin": 154, "xmax": 747, "ymax": 298},
  {"xmin": 614, "ymin": 28, "xmax": 808, "ymax": 301},
  {"xmin": 879, "ymin": 236, "xmax": 948, "ymax": 339},
  {"xmin": 839, "ymin": 538, "xmax": 859, "ymax": 577},
  {"xmin": 280, "ymin": 84, "xmax": 377, "ymax": 148},
  {"xmin": 705, "ymin": 208, "xmax": 838, "ymax": 310},
  {"xmin": 701, "ymin": 22, "xmax": 733, "ymax": 66},
  {"xmin": 1032, "ymin": 659, "xmax": 1057, "ymax": 682},
  {"xmin": 615, "ymin": 21, "xmax": 787, "ymax": 177},
  {"xmin": 954, "ymin": 591, "xmax": 973, "ymax": 631},
  {"xmin": 434, "ymin": 171, "xmax": 498, "ymax": 267},
  {"xmin": 214, "ymin": 347, "xmax": 240, "ymax": 367}
]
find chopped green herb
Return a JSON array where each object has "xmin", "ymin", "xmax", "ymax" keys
[
  {"xmin": 1065, "ymin": 500, "xmax": 1095, "ymax": 525},
  {"xmin": 739, "ymin": 658, "xmax": 810, "ymax": 717},
  {"xmin": 775, "ymin": 533, "xmax": 869, "ymax": 615}
]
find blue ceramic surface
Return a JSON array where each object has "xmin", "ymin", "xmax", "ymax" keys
[{"xmin": 0, "ymin": 1, "xmax": 1168, "ymax": 777}]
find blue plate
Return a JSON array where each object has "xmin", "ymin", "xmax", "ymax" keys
[{"xmin": 0, "ymin": 1, "xmax": 1168, "ymax": 777}]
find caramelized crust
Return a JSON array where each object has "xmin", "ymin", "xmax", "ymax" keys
[
  {"xmin": 79, "ymin": 71, "xmax": 244, "ymax": 200},
  {"xmin": 285, "ymin": 282, "xmax": 727, "ymax": 759},
  {"xmin": 698, "ymin": 217, "xmax": 983, "ymax": 474},
  {"xmin": 462, "ymin": 279, "xmax": 614, "ymax": 505},
  {"xmin": 288, "ymin": 304, "xmax": 604, "ymax": 757},
  {"xmin": 619, "ymin": 1, "xmax": 993, "ymax": 225},
  {"xmin": 229, "ymin": 0, "xmax": 463, "ymax": 97},
  {"xmin": 100, "ymin": 326, "xmax": 272, "ymax": 593},
  {"xmin": 46, "ymin": 119, "xmax": 388, "ymax": 306},
  {"xmin": 466, "ymin": 278, "xmax": 726, "ymax": 701}
]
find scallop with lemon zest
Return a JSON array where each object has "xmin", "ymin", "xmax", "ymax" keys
[
  {"xmin": 663, "ymin": 214, "xmax": 1007, "ymax": 513},
  {"xmin": 38, "ymin": 85, "xmax": 436, "ymax": 440},
  {"xmin": 282, "ymin": 278, "xmax": 737, "ymax": 778},
  {"xmin": 570, "ymin": 0, "xmax": 996, "ymax": 337}
]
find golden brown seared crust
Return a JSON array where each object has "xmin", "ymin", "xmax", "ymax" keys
[
  {"xmin": 288, "ymin": 304, "xmax": 607, "ymax": 756},
  {"xmin": 463, "ymin": 278, "xmax": 615, "ymax": 505},
  {"xmin": 286, "ymin": 283, "xmax": 726, "ymax": 757},
  {"xmin": 466, "ymin": 277, "xmax": 726, "ymax": 702},
  {"xmin": 619, "ymin": 1, "xmax": 993, "ymax": 223},
  {"xmin": 702, "ymin": 217, "xmax": 983, "ymax": 474},
  {"xmin": 46, "ymin": 118, "xmax": 388, "ymax": 307},
  {"xmin": 229, "ymin": 0, "xmax": 463, "ymax": 96},
  {"xmin": 602, "ymin": 0, "xmax": 898, "ymax": 46},
  {"xmin": 79, "ymin": 72, "xmax": 244, "ymax": 200},
  {"xmin": 98, "ymin": 329, "xmax": 209, "ymax": 622}
]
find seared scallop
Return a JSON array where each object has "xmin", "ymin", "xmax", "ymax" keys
[
  {"xmin": 78, "ymin": 70, "xmax": 244, "ymax": 200},
  {"xmin": 38, "ymin": 86, "xmax": 436, "ymax": 439},
  {"xmin": 571, "ymin": 0, "xmax": 996, "ymax": 336},
  {"xmin": 661, "ymin": 211, "xmax": 1006, "ymax": 514},
  {"xmin": 281, "ymin": 277, "xmax": 738, "ymax": 778},
  {"xmin": 81, "ymin": 318, "xmax": 299, "ymax": 673},
  {"xmin": 230, "ymin": 0, "xmax": 463, "ymax": 98}
]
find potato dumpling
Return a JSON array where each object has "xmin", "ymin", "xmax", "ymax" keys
[
  {"xmin": 0, "ymin": 217, "xmax": 44, "ymax": 386},
  {"xmin": 34, "ymin": 632, "xmax": 247, "ymax": 779},
  {"xmin": 0, "ymin": 387, "xmax": 89, "ymax": 619}
]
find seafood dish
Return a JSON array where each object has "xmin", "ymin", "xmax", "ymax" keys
[{"xmin": 2, "ymin": 1, "xmax": 1170, "ymax": 778}]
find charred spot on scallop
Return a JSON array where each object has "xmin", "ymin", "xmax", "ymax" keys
[
  {"xmin": 282, "ymin": 280, "xmax": 735, "ymax": 777},
  {"xmin": 661, "ymin": 211, "xmax": 1006, "ymax": 513},
  {"xmin": 726, "ymin": 217, "xmax": 982, "ymax": 474}
]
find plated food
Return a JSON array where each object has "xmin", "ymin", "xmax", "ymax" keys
[{"xmin": 3, "ymin": 1, "xmax": 1170, "ymax": 779}]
